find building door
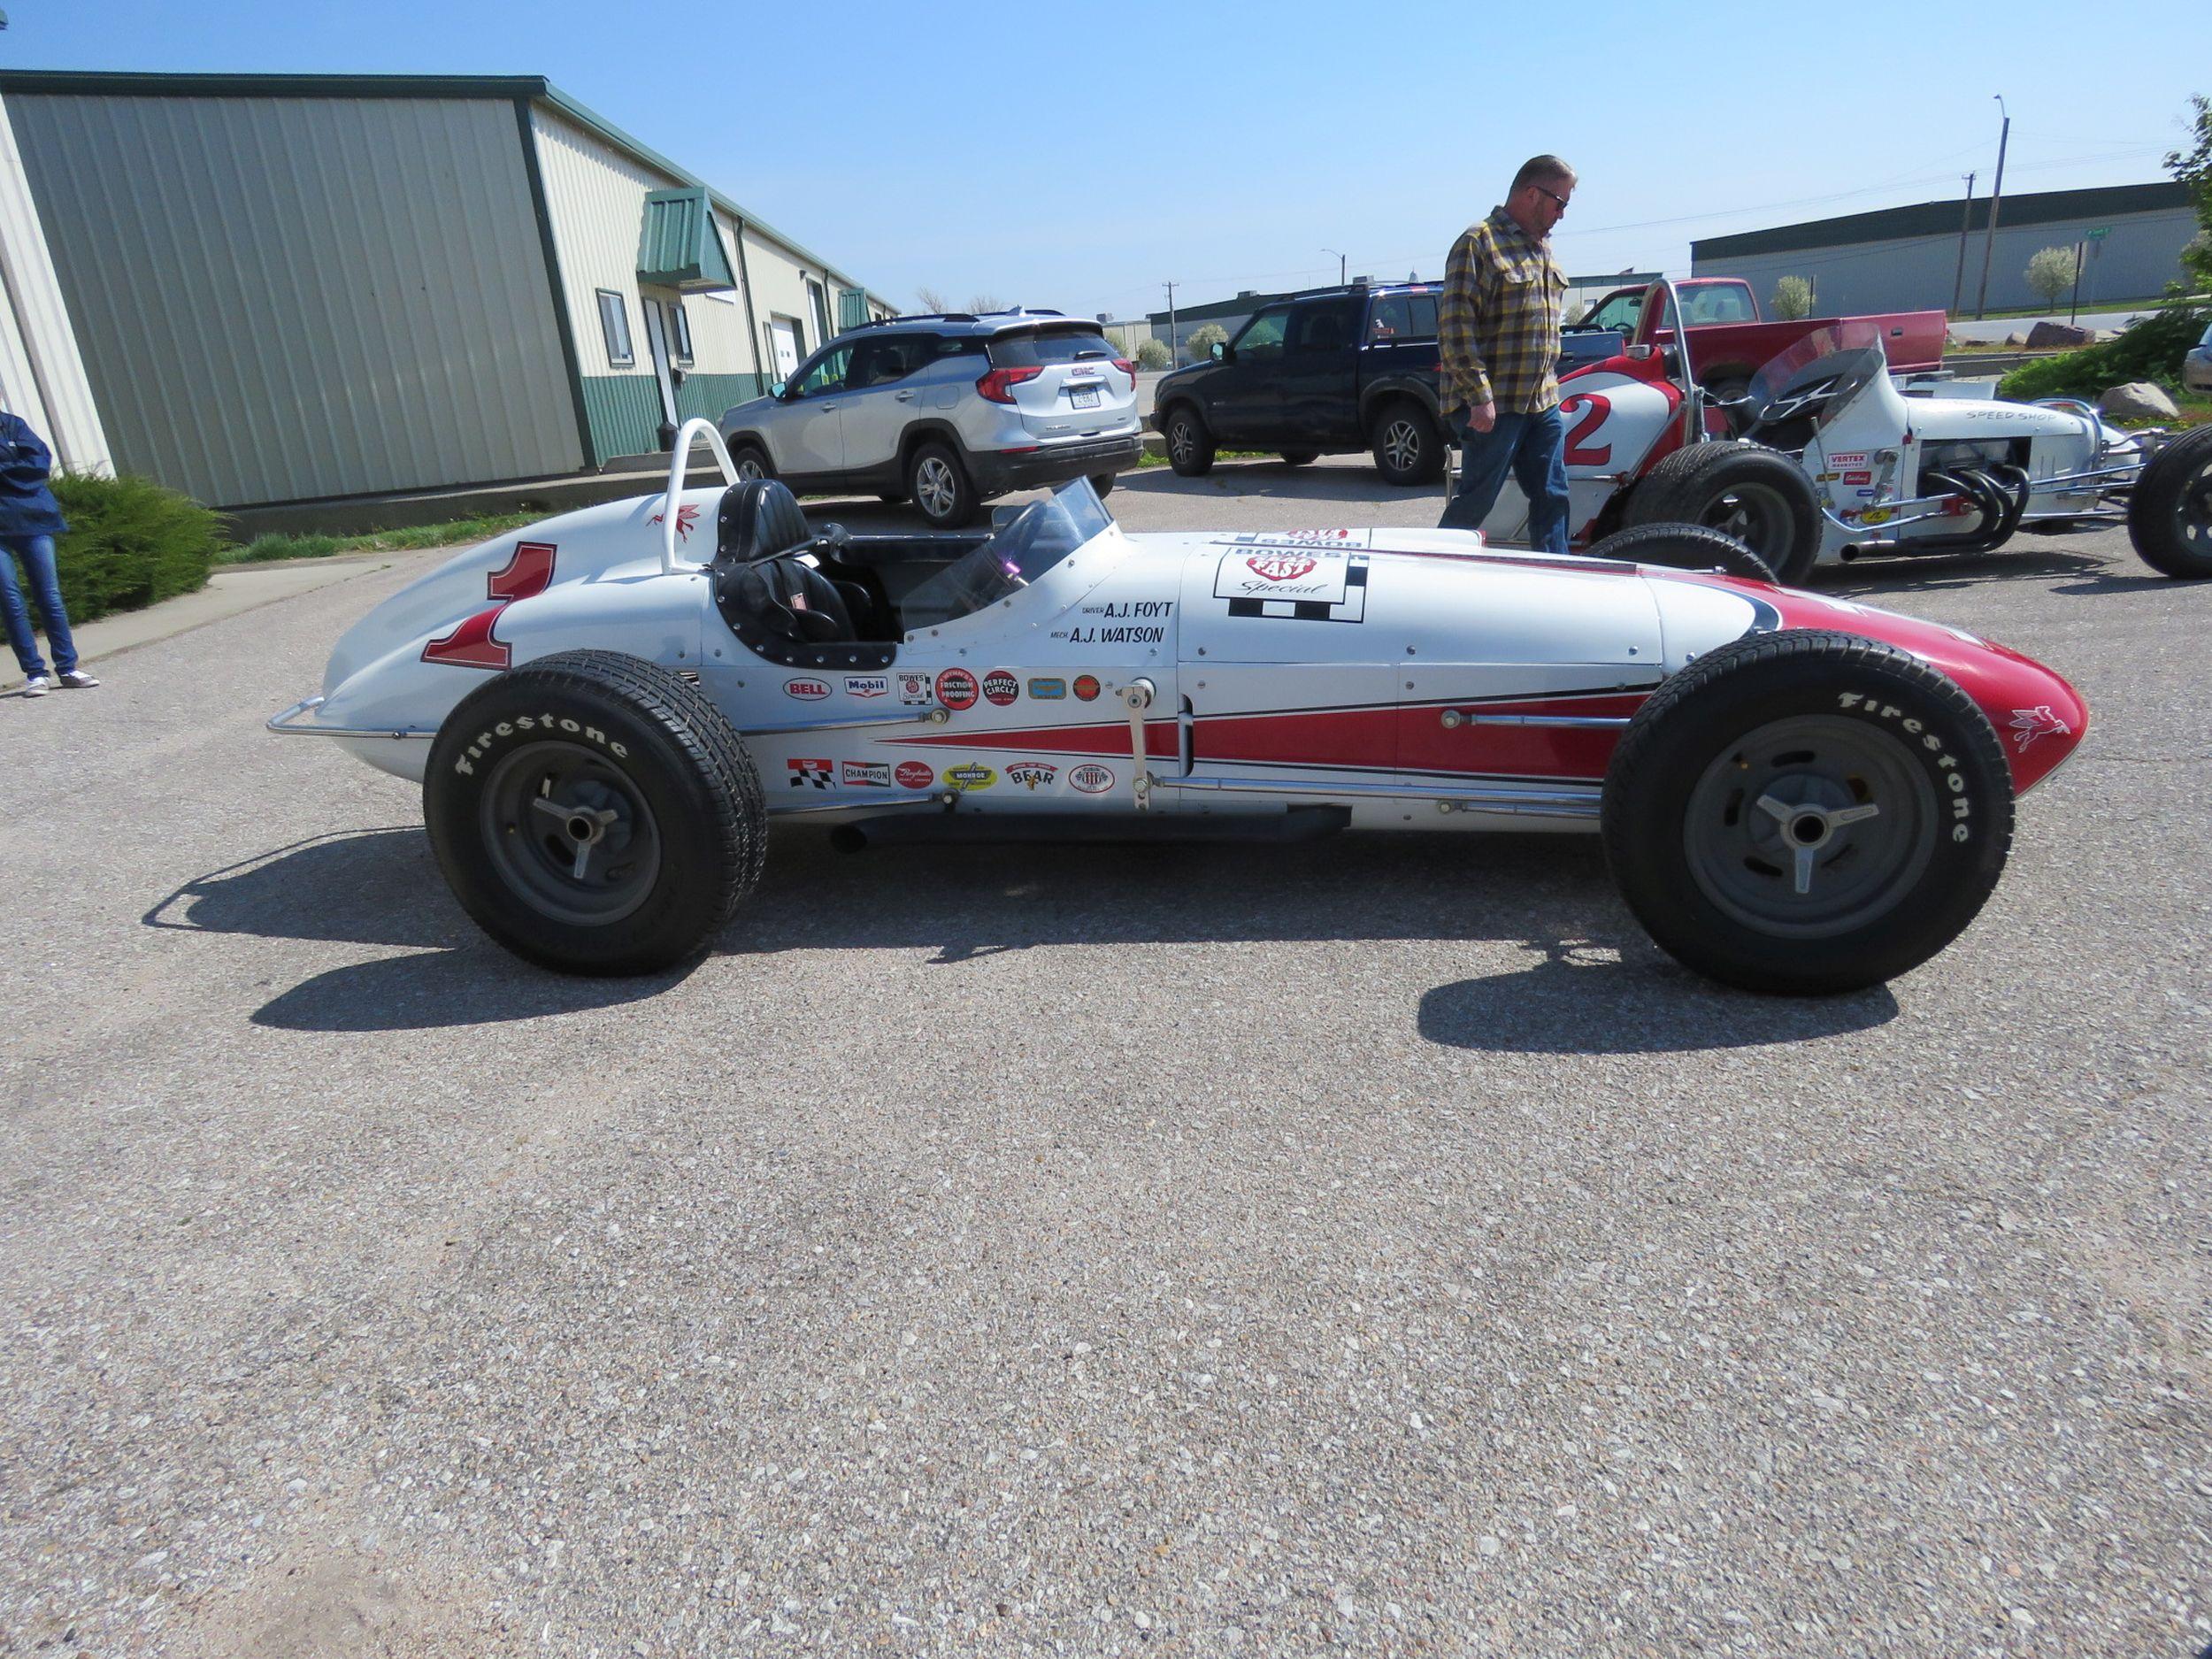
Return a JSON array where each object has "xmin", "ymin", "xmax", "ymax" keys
[
  {"xmin": 641, "ymin": 297, "xmax": 680, "ymax": 449},
  {"xmin": 768, "ymin": 317, "xmax": 801, "ymax": 383}
]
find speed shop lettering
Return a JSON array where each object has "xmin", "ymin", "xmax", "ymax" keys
[{"xmin": 1051, "ymin": 599, "xmax": 1171, "ymax": 646}]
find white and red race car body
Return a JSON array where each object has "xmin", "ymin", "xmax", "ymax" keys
[{"xmin": 300, "ymin": 481, "xmax": 2083, "ymax": 829}]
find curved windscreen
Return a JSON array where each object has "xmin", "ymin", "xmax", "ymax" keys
[
  {"xmin": 1745, "ymin": 321, "xmax": 1888, "ymax": 431},
  {"xmin": 900, "ymin": 478, "xmax": 1114, "ymax": 630}
]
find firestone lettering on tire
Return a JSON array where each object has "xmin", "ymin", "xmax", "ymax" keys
[
  {"xmin": 1837, "ymin": 690, "xmax": 1973, "ymax": 840},
  {"xmin": 451, "ymin": 714, "xmax": 628, "ymax": 777}
]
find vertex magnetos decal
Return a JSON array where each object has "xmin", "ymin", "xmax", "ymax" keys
[
  {"xmin": 1214, "ymin": 550, "xmax": 1370, "ymax": 624},
  {"xmin": 935, "ymin": 668, "xmax": 979, "ymax": 710}
]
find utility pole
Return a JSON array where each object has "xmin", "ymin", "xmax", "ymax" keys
[
  {"xmin": 2068, "ymin": 240, "xmax": 2085, "ymax": 325},
  {"xmin": 1951, "ymin": 171, "xmax": 1976, "ymax": 315},
  {"xmin": 1973, "ymin": 96, "xmax": 2010, "ymax": 320},
  {"xmin": 1323, "ymin": 248, "xmax": 1347, "ymax": 285},
  {"xmin": 1164, "ymin": 280, "xmax": 1178, "ymax": 363}
]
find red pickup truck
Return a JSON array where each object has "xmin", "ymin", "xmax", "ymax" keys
[{"xmin": 1558, "ymin": 276, "xmax": 1947, "ymax": 400}]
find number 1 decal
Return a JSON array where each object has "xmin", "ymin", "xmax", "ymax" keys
[
  {"xmin": 421, "ymin": 541, "xmax": 557, "ymax": 670},
  {"xmin": 1560, "ymin": 393, "xmax": 1612, "ymax": 467}
]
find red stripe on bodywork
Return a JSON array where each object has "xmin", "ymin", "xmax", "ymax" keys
[{"xmin": 884, "ymin": 719, "xmax": 1180, "ymax": 758}]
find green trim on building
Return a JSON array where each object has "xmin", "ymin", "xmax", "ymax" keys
[
  {"xmin": 580, "ymin": 373, "xmax": 770, "ymax": 464},
  {"xmin": 638, "ymin": 187, "xmax": 738, "ymax": 291}
]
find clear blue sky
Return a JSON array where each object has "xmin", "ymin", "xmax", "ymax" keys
[{"xmin": 6, "ymin": 0, "xmax": 2204, "ymax": 319}]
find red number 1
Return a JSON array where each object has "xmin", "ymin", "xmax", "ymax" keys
[{"xmin": 421, "ymin": 541, "xmax": 558, "ymax": 670}]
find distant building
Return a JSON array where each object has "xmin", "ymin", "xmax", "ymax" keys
[
  {"xmin": 1691, "ymin": 181, "xmax": 2195, "ymax": 319},
  {"xmin": 0, "ymin": 70, "xmax": 893, "ymax": 509}
]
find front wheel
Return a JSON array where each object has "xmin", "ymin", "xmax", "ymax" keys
[
  {"xmin": 727, "ymin": 442, "xmax": 772, "ymax": 483},
  {"xmin": 1622, "ymin": 442, "xmax": 1822, "ymax": 583},
  {"xmin": 1164, "ymin": 406, "xmax": 1215, "ymax": 476},
  {"xmin": 1601, "ymin": 630, "xmax": 2013, "ymax": 995},
  {"xmin": 1370, "ymin": 401, "xmax": 1445, "ymax": 485},
  {"xmin": 1087, "ymin": 472, "xmax": 1118, "ymax": 498},
  {"xmin": 425, "ymin": 650, "xmax": 766, "ymax": 974},
  {"xmin": 2126, "ymin": 424, "xmax": 2212, "ymax": 578},
  {"xmin": 906, "ymin": 441, "xmax": 980, "ymax": 527},
  {"xmin": 1584, "ymin": 522, "xmax": 1777, "ymax": 583},
  {"xmin": 1279, "ymin": 450, "xmax": 1318, "ymax": 467}
]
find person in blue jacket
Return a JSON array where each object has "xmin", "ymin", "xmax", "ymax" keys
[{"xmin": 1, "ymin": 409, "xmax": 96, "ymax": 696}]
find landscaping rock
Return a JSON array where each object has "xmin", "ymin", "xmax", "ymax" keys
[
  {"xmin": 2004, "ymin": 333, "xmax": 2027, "ymax": 348},
  {"xmin": 2097, "ymin": 381, "xmax": 2180, "ymax": 420},
  {"xmin": 2026, "ymin": 321, "xmax": 2092, "ymax": 349}
]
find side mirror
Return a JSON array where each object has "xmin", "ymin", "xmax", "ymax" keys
[
  {"xmin": 1211, "ymin": 342, "xmax": 1227, "ymax": 362},
  {"xmin": 770, "ymin": 380, "xmax": 789, "ymax": 399}
]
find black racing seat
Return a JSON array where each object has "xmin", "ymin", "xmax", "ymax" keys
[
  {"xmin": 720, "ymin": 557, "xmax": 856, "ymax": 644},
  {"xmin": 716, "ymin": 478, "xmax": 813, "ymax": 564}
]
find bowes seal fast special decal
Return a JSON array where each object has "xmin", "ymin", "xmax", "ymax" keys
[{"xmin": 1213, "ymin": 550, "xmax": 1370, "ymax": 624}]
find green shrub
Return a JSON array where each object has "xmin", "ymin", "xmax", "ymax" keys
[
  {"xmin": 2024, "ymin": 245, "xmax": 2079, "ymax": 305},
  {"xmin": 1134, "ymin": 337, "xmax": 1172, "ymax": 371},
  {"xmin": 46, "ymin": 472, "xmax": 223, "ymax": 626},
  {"xmin": 1770, "ymin": 277, "xmax": 1813, "ymax": 320},
  {"xmin": 1997, "ymin": 301, "xmax": 2210, "ymax": 401},
  {"xmin": 1186, "ymin": 323, "xmax": 1229, "ymax": 362}
]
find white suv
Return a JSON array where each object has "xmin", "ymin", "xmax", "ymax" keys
[{"xmin": 718, "ymin": 310, "xmax": 1142, "ymax": 527}]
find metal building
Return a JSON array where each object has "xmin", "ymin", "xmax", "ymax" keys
[
  {"xmin": 0, "ymin": 71, "xmax": 891, "ymax": 509},
  {"xmin": 1691, "ymin": 181, "xmax": 2195, "ymax": 319}
]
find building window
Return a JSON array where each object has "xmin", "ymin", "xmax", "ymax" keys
[
  {"xmin": 808, "ymin": 278, "xmax": 832, "ymax": 345},
  {"xmin": 596, "ymin": 289, "xmax": 634, "ymax": 367},
  {"xmin": 670, "ymin": 300, "xmax": 695, "ymax": 364}
]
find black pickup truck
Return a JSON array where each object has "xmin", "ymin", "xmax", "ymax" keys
[{"xmin": 1148, "ymin": 284, "xmax": 1450, "ymax": 486}]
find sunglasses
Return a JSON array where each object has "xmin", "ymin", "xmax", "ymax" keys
[{"xmin": 1533, "ymin": 184, "xmax": 1571, "ymax": 212}]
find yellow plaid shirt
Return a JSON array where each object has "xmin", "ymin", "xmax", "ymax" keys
[{"xmin": 1438, "ymin": 207, "xmax": 1567, "ymax": 417}]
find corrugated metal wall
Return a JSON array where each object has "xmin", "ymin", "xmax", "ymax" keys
[
  {"xmin": 10, "ymin": 91, "xmax": 583, "ymax": 506},
  {"xmin": 0, "ymin": 96, "xmax": 111, "ymax": 474}
]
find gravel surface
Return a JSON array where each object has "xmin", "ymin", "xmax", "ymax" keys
[{"xmin": 2, "ymin": 458, "xmax": 2206, "ymax": 1657}]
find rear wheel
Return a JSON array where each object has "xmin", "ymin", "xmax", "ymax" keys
[
  {"xmin": 1088, "ymin": 472, "xmax": 1118, "ymax": 497},
  {"xmin": 1601, "ymin": 630, "xmax": 2012, "ymax": 995},
  {"xmin": 1622, "ymin": 442, "xmax": 1822, "ymax": 583},
  {"xmin": 1164, "ymin": 406, "xmax": 1215, "ymax": 476},
  {"xmin": 2126, "ymin": 424, "xmax": 2212, "ymax": 578},
  {"xmin": 1585, "ymin": 522, "xmax": 1777, "ymax": 582},
  {"xmin": 727, "ymin": 443, "xmax": 772, "ymax": 483},
  {"xmin": 425, "ymin": 650, "xmax": 765, "ymax": 975},
  {"xmin": 1279, "ymin": 450, "xmax": 1318, "ymax": 466},
  {"xmin": 1371, "ymin": 400, "xmax": 1445, "ymax": 485},
  {"xmin": 906, "ymin": 440, "xmax": 980, "ymax": 527}
]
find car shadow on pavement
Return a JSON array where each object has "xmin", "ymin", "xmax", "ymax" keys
[
  {"xmin": 1807, "ymin": 542, "xmax": 2112, "ymax": 600},
  {"xmin": 143, "ymin": 827, "xmax": 684, "ymax": 1031},
  {"xmin": 151, "ymin": 825, "xmax": 1899, "ymax": 1048}
]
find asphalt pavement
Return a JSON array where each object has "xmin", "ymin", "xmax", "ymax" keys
[{"xmin": 2, "ymin": 457, "xmax": 2206, "ymax": 1657}]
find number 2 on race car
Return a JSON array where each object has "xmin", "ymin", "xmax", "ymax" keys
[{"xmin": 1559, "ymin": 393, "xmax": 1612, "ymax": 467}]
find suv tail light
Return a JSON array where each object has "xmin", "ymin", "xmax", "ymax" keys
[
  {"xmin": 976, "ymin": 365, "xmax": 1043, "ymax": 403},
  {"xmin": 1112, "ymin": 357, "xmax": 1137, "ymax": 389}
]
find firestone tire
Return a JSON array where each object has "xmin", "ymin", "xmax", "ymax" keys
[
  {"xmin": 1584, "ymin": 521, "xmax": 1778, "ymax": 583},
  {"xmin": 1164, "ymin": 406, "xmax": 1215, "ymax": 476},
  {"xmin": 1622, "ymin": 442, "xmax": 1822, "ymax": 584},
  {"xmin": 2125, "ymin": 424, "xmax": 2212, "ymax": 579},
  {"xmin": 425, "ymin": 650, "xmax": 765, "ymax": 975},
  {"xmin": 1601, "ymin": 630, "xmax": 2013, "ymax": 995},
  {"xmin": 1370, "ymin": 399, "xmax": 1446, "ymax": 486}
]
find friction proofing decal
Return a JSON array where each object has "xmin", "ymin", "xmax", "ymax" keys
[
  {"xmin": 936, "ymin": 668, "xmax": 979, "ymax": 710},
  {"xmin": 1215, "ymin": 550, "xmax": 1370, "ymax": 624}
]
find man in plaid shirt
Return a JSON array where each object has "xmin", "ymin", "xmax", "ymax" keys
[{"xmin": 1437, "ymin": 155, "xmax": 1575, "ymax": 550}]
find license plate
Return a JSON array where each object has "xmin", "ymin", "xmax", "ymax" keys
[{"xmin": 1069, "ymin": 386, "xmax": 1101, "ymax": 409}]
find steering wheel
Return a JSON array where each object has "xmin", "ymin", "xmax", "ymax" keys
[{"xmin": 1755, "ymin": 372, "xmax": 1846, "ymax": 426}]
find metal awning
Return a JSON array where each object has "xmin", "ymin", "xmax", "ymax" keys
[{"xmin": 636, "ymin": 186, "xmax": 737, "ymax": 291}]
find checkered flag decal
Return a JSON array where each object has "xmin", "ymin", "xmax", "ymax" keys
[
  {"xmin": 1225, "ymin": 555, "xmax": 1369, "ymax": 623},
  {"xmin": 787, "ymin": 757, "xmax": 833, "ymax": 789}
]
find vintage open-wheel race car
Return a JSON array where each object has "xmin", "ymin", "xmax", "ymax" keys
[{"xmin": 271, "ymin": 420, "xmax": 2089, "ymax": 995}]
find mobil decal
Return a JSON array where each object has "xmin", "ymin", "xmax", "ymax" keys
[
  {"xmin": 1027, "ymin": 677, "xmax": 1067, "ymax": 700},
  {"xmin": 787, "ymin": 757, "xmax": 833, "ymax": 789},
  {"xmin": 2008, "ymin": 704, "xmax": 2071, "ymax": 752},
  {"xmin": 841, "ymin": 760, "xmax": 892, "ymax": 787},
  {"xmin": 1068, "ymin": 763, "xmax": 1115, "ymax": 794},
  {"xmin": 648, "ymin": 503, "xmax": 700, "ymax": 541},
  {"xmin": 1072, "ymin": 673, "xmax": 1102, "ymax": 702},
  {"xmin": 982, "ymin": 669, "xmax": 1020, "ymax": 706},
  {"xmin": 1214, "ymin": 549, "xmax": 1369, "ymax": 623},
  {"xmin": 894, "ymin": 759, "xmax": 935, "ymax": 789},
  {"xmin": 421, "ymin": 541, "xmax": 557, "ymax": 670},
  {"xmin": 936, "ymin": 667, "xmax": 979, "ymax": 710},
  {"xmin": 844, "ymin": 674, "xmax": 891, "ymax": 699},
  {"xmin": 1005, "ymin": 760, "xmax": 1057, "ymax": 791},
  {"xmin": 785, "ymin": 676, "xmax": 833, "ymax": 701},
  {"xmin": 945, "ymin": 763, "xmax": 995, "ymax": 791},
  {"xmin": 897, "ymin": 671, "xmax": 934, "ymax": 706}
]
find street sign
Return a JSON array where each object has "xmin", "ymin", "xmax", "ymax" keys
[{"xmin": 2085, "ymin": 227, "xmax": 2111, "ymax": 241}]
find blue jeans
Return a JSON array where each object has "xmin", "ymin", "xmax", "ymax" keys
[
  {"xmin": 1437, "ymin": 405, "xmax": 1571, "ymax": 554},
  {"xmin": 1, "ymin": 534, "xmax": 77, "ymax": 679}
]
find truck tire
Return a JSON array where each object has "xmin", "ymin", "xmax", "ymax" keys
[
  {"xmin": 1601, "ymin": 630, "xmax": 2013, "ymax": 995},
  {"xmin": 2125, "ymin": 424, "xmax": 2212, "ymax": 579},
  {"xmin": 1164, "ymin": 405, "xmax": 1215, "ymax": 476},
  {"xmin": 1584, "ymin": 522, "xmax": 1777, "ymax": 583},
  {"xmin": 1371, "ymin": 399, "xmax": 1445, "ymax": 486},
  {"xmin": 1622, "ymin": 442, "xmax": 1821, "ymax": 583},
  {"xmin": 425, "ymin": 649, "xmax": 765, "ymax": 975}
]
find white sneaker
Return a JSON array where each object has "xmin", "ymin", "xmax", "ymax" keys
[
  {"xmin": 58, "ymin": 669, "xmax": 100, "ymax": 689},
  {"xmin": 21, "ymin": 674, "xmax": 51, "ymax": 696}
]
